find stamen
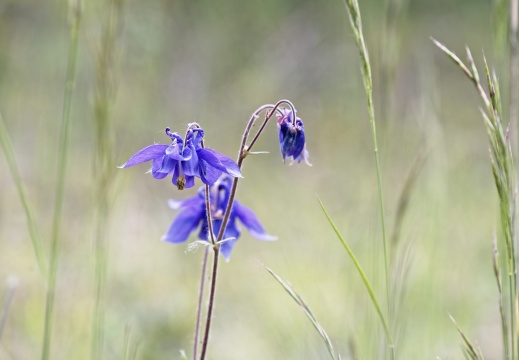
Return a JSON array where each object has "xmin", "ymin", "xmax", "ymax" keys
[
  {"xmin": 177, "ymin": 162, "xmax": 186, "ymax": 190},
  {"xmin": 177, "ymin": 175, "xmax": 186, "ymax": 190}
]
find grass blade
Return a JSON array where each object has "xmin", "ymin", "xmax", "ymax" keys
[
  {"xmin": 449, "ymin": 315, "xmax": 485, "ymax": 360},
  {"xmin": 318, "ymin": 197, "xmax": 393, "ymax": 347},
  {"xmin": 265, "ymin": 265, "xmax": 338, "ymax": 360}
]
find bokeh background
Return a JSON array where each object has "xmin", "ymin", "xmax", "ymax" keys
[{"xmin": 0, "ymin": 0, "xmax": 510, "ymax": 359}]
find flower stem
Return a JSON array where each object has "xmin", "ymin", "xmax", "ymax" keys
[
  {"xmin": 199, "ymin": 247, "xmax": 219, "ymax": 360},
  {"xmin": 194, "ymin": 183, "xmax": 215, "ymax": 360},
  {"xmin": 197, "ymin": 99, "xmax": 290, "ymax": 358},
  {"xmin": 246, "ymin": 99, "xmax": 295, "ymax": 154},
  {"xmin": 193, "ymin": 247, "xmax": 209, "ymax": 360},
  {"xmin": 204, "ymin": 184, "xmax": 216, "ymax": 245}
]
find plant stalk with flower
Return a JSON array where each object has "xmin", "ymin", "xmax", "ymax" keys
[{"xmin": 120, "ymin": 99, "xmax": 309, "ymax": 360}]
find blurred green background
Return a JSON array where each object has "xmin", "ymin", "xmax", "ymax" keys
[{"xmin": 0, "ymin": 0, "xmax": 509, "ymax": 359}]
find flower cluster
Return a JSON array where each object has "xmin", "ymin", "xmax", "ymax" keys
[
  {"xmin": 120, "ymin": 126, "xmax": 241, "ymax": 190},
  {"xmin": 162, "ymin": 176, "xmax": 276, "ymax": 260},
  {"xmin": 276, "ymin": 108, "xmax": 311, "ymax": 165},
  {"xmin": 121, "ymin": 103, "xmax": 309, "ymax": 261}
]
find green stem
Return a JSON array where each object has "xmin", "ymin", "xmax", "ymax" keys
[
  {"xmin": 343, "ymin": 0, "xmax": 393, "ymax": 356},
  {"xmin": 41, "ymin": 3, "xmax": 82, "ymax": 359}
]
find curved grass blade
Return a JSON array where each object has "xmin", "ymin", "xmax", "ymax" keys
[
  {"xmin": 265, "ymin": 265, "xmax": 339, "ymax": 360},
  {"xmin": 318, "ymin": 197, "xmax": 393, "ymax": 346},
  {"xmin": 449, "ymin": 314, "xmax": 485, "ymax": 360}
]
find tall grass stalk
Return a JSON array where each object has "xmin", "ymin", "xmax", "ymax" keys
[
  {"xmin": 0, "ymin": 113, "xmax": 47, "ymax": 277},
  {"xmin": 342, "ymin": 0, "xmax": 393, "ymax": 356},
  {"xmin": 433, "ymin": 39, "xmax": 516, "ymax": 360},
  {"xmin": 41, "ymin": 2, "xmax": 82, "ymax": 359},
  {"xmin": 91, "ymin": 0, "xmax": 124, "ymax": 358}
]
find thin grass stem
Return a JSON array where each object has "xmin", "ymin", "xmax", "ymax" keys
[
  {"xmin": 41, "ymin": 2, "xmax": 82, "ymax": 359},
  {"xmin": 342, "ymin": 0, "xmax": 393, "ymax": 356}
]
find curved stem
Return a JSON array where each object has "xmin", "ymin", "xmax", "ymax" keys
[
  {"xmin": 246, "ymin": 99, "xmax": 296, "ymax": 154},
  {"xmin": 217, "ymin": 99, "xmax": 291, "ymax": 241}
]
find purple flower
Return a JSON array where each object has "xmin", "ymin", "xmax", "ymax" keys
[
  {"xmin": 120, "ymin": 127, "xmax": 242, "ymax": 189},
  {"xmin": 276, "ymin": 108, "xmax": 311, "ymax": 165},
  {"xmin": 162, "ymin": 176, "xmax": 276, "ymax": 261}
]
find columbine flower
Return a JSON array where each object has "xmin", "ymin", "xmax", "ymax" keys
[
  {"xmin": 276, "ymin": 107, "xmax": 311, "ymax": 165},
  {"xmin": 120, "ymin": 127, "xmax": 242, "ymax": 189},
  {"xmin": 162, "ymin": 176, "xmax": 276, "ymax": 261}
]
